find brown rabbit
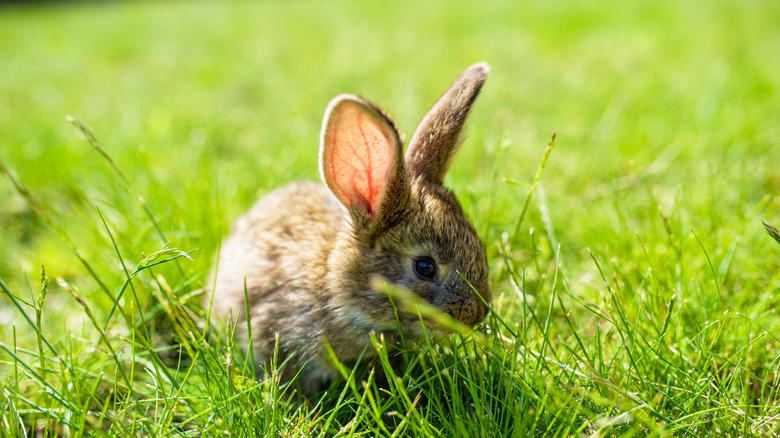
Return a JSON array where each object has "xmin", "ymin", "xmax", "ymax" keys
[{"xmin": 210, "ymin": 63, "xmax": 492, "ymax": 394}]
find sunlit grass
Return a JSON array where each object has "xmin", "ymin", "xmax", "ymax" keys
[{"xmin": 1, "ymin": 0, "xmax": 779, "ymax": 436}]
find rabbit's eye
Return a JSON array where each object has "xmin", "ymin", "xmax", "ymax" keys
[{"xmin": 413, "ymin": 257, "xmax": 437, "ymax": 280}]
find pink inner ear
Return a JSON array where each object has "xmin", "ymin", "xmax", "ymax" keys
[{"xmin": 324, "ymin": 102, "xmax": 395, "ymax": 216}]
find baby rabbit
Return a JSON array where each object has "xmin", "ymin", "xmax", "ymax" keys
[{"xmin": 210, "ymin": 63, "xmax": 492, "ymax": 395}]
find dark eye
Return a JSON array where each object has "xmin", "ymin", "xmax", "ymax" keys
[{"xmin": 413, "ymin": 256, "xmax": 437, "ymax": 280}]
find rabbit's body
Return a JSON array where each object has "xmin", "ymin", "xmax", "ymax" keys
[
  {"xmin": 210, "ymin": 64, "xmax": 492, "ymax": 394},
  {"xmin": 212, "ymin": 182, "xmax": 343, "ymax": 378}
]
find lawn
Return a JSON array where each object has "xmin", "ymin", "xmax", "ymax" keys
[{"xmin": 1, "ymin": 0, "xmax": 779, "ymax": 436}]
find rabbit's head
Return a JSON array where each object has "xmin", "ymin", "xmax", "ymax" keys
[{"xmin": 320, "ymin": 63, "xmax": 491, "ymax": 335}]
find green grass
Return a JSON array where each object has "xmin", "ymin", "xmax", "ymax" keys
[{"xmin": 1, "ymin": 0, "xmax": 779, "ymax": 436}]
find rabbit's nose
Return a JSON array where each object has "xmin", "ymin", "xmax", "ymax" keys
[
  {"xmin": 461, "ymin": 282, "xmax": 490, "ymax": 326},
  {"xmin": 472, "ymin": 297, "xmax": 489, "ymax": 325},
  {"xmin": 447, "ymin": 297, "xmax": 488, "ymax": 326}
]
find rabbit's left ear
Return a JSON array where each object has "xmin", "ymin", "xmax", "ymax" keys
[
  {"xmin": 320, "ymin": 95, "xmax": 410, "ymax": 232},
  {"xmin": 406, "ymin": 63, "xmax": 489, "ymax": 184}
]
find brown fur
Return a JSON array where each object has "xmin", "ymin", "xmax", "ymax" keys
[{"xmin": 209, "ymin": 63, "xmax": 492, "ymax": 395}]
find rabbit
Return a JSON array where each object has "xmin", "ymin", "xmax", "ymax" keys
[{"xmin": 209, "ymin": 63, "xmax": 492, "ymax": 395}]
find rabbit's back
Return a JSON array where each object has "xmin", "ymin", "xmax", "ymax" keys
[{"xmin": 210, "ymin": 181, "xmax": 343, "ymax": 332}]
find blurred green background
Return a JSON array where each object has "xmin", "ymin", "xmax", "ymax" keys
[{"xmin": 1, "ymin": 0, "xmax": 778, "ymax": 327}]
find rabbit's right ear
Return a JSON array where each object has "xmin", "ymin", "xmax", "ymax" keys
[
  {"xmin": 320, "ymin": 95, "xmax": 410, "ymax": 233},
  {"xmin": 406, "ymin": 63, "xmax": 489, "ymax": 185}
]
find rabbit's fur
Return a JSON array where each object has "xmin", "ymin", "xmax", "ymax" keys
[{"xmin": 210, "ymin": 63, "xmax": 492, "ymax": 394}]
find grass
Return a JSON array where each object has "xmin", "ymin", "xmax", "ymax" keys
[{"xmin": 1, "ymin": 0, "xmax": 779, "ymax": 436}]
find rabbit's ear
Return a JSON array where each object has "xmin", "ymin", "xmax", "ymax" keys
[
  {"xmin": 406, "ymin": 63, "xmax": 489, "ymax": 184},
  {"xmin": 320, "ymin": 95, "xmax": 410, "ymax": 231}
]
